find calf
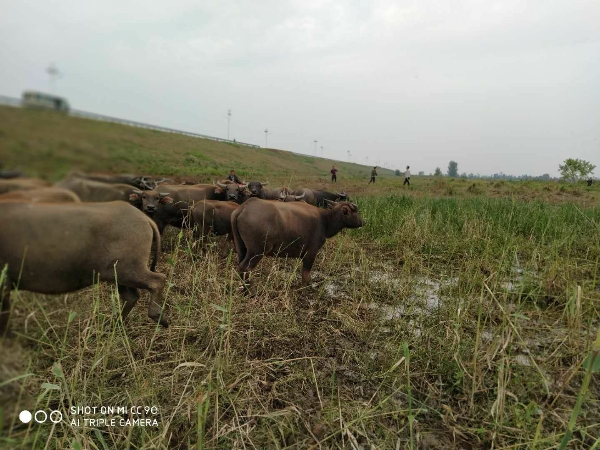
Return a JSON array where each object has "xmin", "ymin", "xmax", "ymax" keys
[
  {"xmin": 231, "ymin": 198, "xmax": 364, "ymax": 286},
  {"xmin": 0, "ymin": 201, "xmax": 169, "ymax": 334}
]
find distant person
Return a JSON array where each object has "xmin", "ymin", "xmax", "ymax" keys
[
  {"xmin": 227, "ymin": 169, "xmax": 241, "ymax": 184},
  {"xmin": 330, "ymin": 165, "xmax": 338, "ymax": 182},
  {"xmin": 368, "ymin": 166, "xmax": 378, "ymax": 184},
  {"xmin": 403, "ymin": 166, "xmax": 411, "ymax": 186},
  {"xmin": 588, "ymin": 178, "xmax": 593, "ymax": 187}
]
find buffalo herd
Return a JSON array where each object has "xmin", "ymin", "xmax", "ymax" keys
[{"xmin": 0, "ymin": 171, "xmax": 363, "ymax": 334}]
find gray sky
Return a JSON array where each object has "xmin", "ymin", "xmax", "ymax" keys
[{"xmin": 1, "ymin": 0, "xmax": 599, "ymax": 176}]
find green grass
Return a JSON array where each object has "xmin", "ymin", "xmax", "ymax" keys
[
  {"xmin": 1, "ymin": 105, "xmax": 600, "ymax": 448},
  {"xmin": 0, "ymin": 105, "xmax": 394, "ymax": 181}
]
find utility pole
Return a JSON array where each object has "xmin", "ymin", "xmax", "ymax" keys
[
  {"xmin": 264, "ymin": 129, "xmax": 269, "ymax": 148},
  {"xmin": 313, "ymin": 139, "xmax": 317, "ymax": 156},
  {"xmin": 227, "ymin": 109, "xmax": 231, "ymax": 140},
  {"xmin": 46, "ymin": 63, "xmax": 61, "ymax": 94}
]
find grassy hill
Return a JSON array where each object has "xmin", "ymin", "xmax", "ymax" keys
[{"xmin": 0, "ymin": 105, "xmax": 394, "ymax": 182}]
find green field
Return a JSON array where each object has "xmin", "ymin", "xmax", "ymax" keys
[
  {"xmin": 0, "ymin": 105, "xmax": 394, "ymax": 182},
  {"xmin": 1, "ymin": 105, "xmax": 600, "ymax": 449}
]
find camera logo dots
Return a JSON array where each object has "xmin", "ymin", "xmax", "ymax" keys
[
  {"xmin": 19, "ymin": 410, "xmax": 63, "ymax": 424},
  {"xmin": 19, "ymin": 410, "xmax": 32, "ymax": 423}
]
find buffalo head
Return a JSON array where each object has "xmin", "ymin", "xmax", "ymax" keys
[
  {"xmin": 129, "ymin": 189, "xmax": 173, "ymax": 214},
  {"xmin": 216, "ymin": 181, "xmax": 248, "ymax": 202},
  {"xmin": 247, "ymin": 180, "xmax": 269, "ymax": 197}
]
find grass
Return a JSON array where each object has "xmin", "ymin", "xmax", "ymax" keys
[
  {"xmin": 0, "ymin": 105, "xmax": 395, "ymax": 181},
  {"xmin": 1, "ymin": 106, "xmax": 600, "ymax": 448}
]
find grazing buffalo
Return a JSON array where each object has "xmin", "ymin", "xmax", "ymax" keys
[
  {"xmin": 55, "ymin": 177, "xmax": 137, "ymax": 202},
  {"xmin": 0, "ymin": 187, "xmax": 80, "ymax": 203},
  {"xmin": 129, "ymin": 184, "xmax": 225, "ymax": 233},
  {"xmin": 278, "ymin": 191, "xmax": 306, "ymax": 202},
  {"xmin": 215, "ymin": 180, "xmax": 249, "ymax": 203},
  {"xmin": 291, "ymin": 188, "xmax": 317, "ymax": 205},
  {"xmin": 231, "ymin": 198, "xmax": 364, "ymax": 285},
  {"xmin": 0, "ymin": 201, "xmax": 168, "ymax": 334},
  {"xmin": 68, "ymin": 171, "xmax": 158, "ymax": 190},
  {"xmin": 0, "ymin": 178, "xmax": 50, "ymax": 195},
  {"xmin": 312, "ymin": 190, "xmax": 350, "ymax": 207},
  {"xmin": 190, "ymin": 200, "xmax": 240, "ymax": 241}
]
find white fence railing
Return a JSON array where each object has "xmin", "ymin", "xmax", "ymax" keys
[{"xmin": 0, "ymin": 94, "xmax": 260, "ymax": 148}]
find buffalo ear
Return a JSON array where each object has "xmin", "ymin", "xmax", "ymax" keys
[
  {"xmin": 342, "ymin": 205, "xmax": 351, "ymax": 215},
  {"xmin": 129, "ymin": 193, "xmax": 140, "ymax": 202},
  {"xmin": 159, "ymin": 196, "xmax": 174, "ymax": 204},
  {"xmin": 215, "ymin": 187, "xmax": 223, "ymax": 194}
]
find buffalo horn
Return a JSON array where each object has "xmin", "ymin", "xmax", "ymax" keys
[
  {"xmin": 216, "ymin": 181, "xmax": 228, "ymax": 188},
  {"xmin": 261, "ymin": 181, "xmax": 269, "ymax": 186},
  {"xmin": 133, "ymin": 189, "xmax": 143, "ymax": 194}
]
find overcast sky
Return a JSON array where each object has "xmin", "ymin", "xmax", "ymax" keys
[{"xmin": 1, "ymin": 0, "xmax": 599, "ymax": 176}]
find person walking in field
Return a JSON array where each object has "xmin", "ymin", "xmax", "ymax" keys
[
  {"xmin": 368, "ymin": 166, "xmax": 378, "ymax": 184},
  {"xmin": 403, "ymin": 166, "xmax": 411, "ymax": 186},
  {"xmin": 330, "ymin": 165, "xmax": 338, "ymax": 183}
]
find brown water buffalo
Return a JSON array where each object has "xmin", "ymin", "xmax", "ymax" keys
[
  {"xmin": 291, "ymin": 188, "xmax": 317, "ymax": 205},
  {"xmin": 129, "ymin": 184, "xmax": 226, "ymax": 233},
  {"xmin": 312, "ymin": 190, "xmax": 349, "ymax": 207},
  {"xmin": 0, "ymin": 201, "xmax": 168, "ymax": 335},
  {"xmin": 0, "ymin": 187, "xmax": 81, "ymax": 203},
  {"xmin": 215, "ymin": 180, "xmax": 249, "ymax": 203},
  {"xmin": 278, "ymin": 190, "xmax": 306, "ymax": 202},
  {"xmin": 0, "ymin": 178, "xmax": 50, "ymax": 195},
  {"xmin": 190, "ymin": 200, "xmax": 239, "ymax": 241},
  {"xmin": 231, "ymin": 198, "xmax": 364, "ymax": 286},
  {"xmin": 55, "ymin": 177, "xmax": 137, "ymax": 202},
  {"xmin": 68, "ymin": 171, "xmax": 158, "ymax": 189}
]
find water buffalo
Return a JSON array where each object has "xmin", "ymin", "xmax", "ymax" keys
[
  {"xmin": 246, "ymin": 181, "xmax": 269, "ymax": 197},
  {"xmin": 68, "ymin": 171, "xmax": 157, "ymax": 190},
  {"xmin": 215, "ymin": 180, "xmax": 249, "ymax": 203},
  {"xmin": 231, "ymin": 198, "xmax": 364, "ymax": 286},
  {"xmin": 190, "ymin": 200, "xmax": 240, "ymax": 241},
  {"xmin": 291, "ymin": 188, "xmax": 317, "ymax": 205},
  {"xmin": 278, "ymin": 191, "xmax": 306, "ymax": 202},
  {"xmin": 0, "ymin": 178, "xmax": 50, "ymax": 195},
  {"xmin": 312, "ymin": 190, "xmax": 350, "ymax": 207},
  {"xmin": 129, "ymin": 184, "xmax": 226, "ymax": 233},
  {"xmin": 0, "ymin": 187, "xmax": 81, "ymax": 203},
  {"xmin": 55, "ymin": 177, "xmax": 137, "ymax": 202},
  {"xmin": 0, "ymin": 201, "xmax": 168, "ymax": 334}
]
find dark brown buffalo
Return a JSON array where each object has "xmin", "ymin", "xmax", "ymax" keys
[
  {"xmin": 313, "ymin": 190, "xmax": 350, "ymax": 207},
  {"xmin": 0, "ymin": 178, "xmax": 50, "ymax": 195},
  {"xmin": 0, "ymin": 187, "xmax": 81, "ymax": 203},
  {"xmin": 246, "ymin": 181, "xmax": 295, "ymax": 200},
  {"xmin": 55, "ymin": 177, "xmax": 138, "ymax": 202},
  {"xmin": 215, "ymin": 180, "xmax": 249, "ymax": 203},
  {"xmin": 278, "ymin": 190, "xmax": 306, "ymax": 202},
  {"xmin": 291, "ymin": 188, "xmax": 317, "ymax": 205},
  {"xmin": 0, "ymin": 201, "xmax": 168, "ymax": 334},
  {"xmin": 190, "ymin": 200, "xmax": 239, "ymax": 241},
  {"xmin": 129, "ymin": 184, "xmax": 226, "ymax": 233},
  {"xmin": 231, "ymin": 198, "xmax": 364, "ymax": 285}
]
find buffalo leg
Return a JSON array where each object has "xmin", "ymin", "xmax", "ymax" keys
[
  {"xmin": 121, "ymin": 271, "xmax": 168, "ymax": 327},
  {"xmin": 118, "ymin": 285, "xmax": 139, "ymax": 321},
  {"xmin": 301, "ymin": 256, "xmax": 316, "ymax": 285},
  {"xmin": 238, "ymin": 253, "xmax": 263, "ymax": 291}
]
